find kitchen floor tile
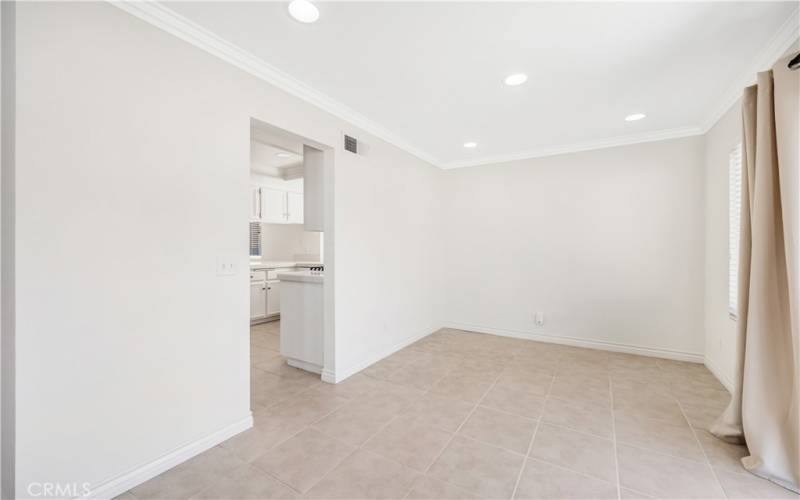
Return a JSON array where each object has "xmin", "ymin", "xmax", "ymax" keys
[
  {"xmin": 363, "ymin": 416, "xmax": 453, "ymax": 471},
  {"xmin": 541, "ymin": 397, "xmax": 613, "ymax": 438},
  {"xmin": 304, "ymin": 449, "xmax": 419, "ymax": 499},
  {"xmin": 528, "ymin": 423, "xmax": 616, "ymax": 482},
  {"xmin": 428, "ymin": 436, "xmax": 525, "ymax": 499},
  {"xmin": 514, "ymin": 459, "xmax": 618, "ymax": 499},
  {"xmin": 458, "ymin": 406, "xmax": 537, "ymax": 454},
  {"xmin": 251, "ymin": 428, "xmax": 354, "ymax": 493},
  {"xmin": 401, "ymin": 392, "xmax": 475, "ymax": 433},
  {"xmin": 616, "ymin": 444, "xmax": 725, "ymax": 499}
]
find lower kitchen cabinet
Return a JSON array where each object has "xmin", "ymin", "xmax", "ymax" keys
[
  {"xmin": 266, "ymin": 280, "xmax": 281, "ymax": 316},
  {"xmin": 251, "ymin": 268, "xmax": 294, "ymax": 323},
  {"xmin": 250, "ymin": 280, "xmax": 267, "ymax": 321}
]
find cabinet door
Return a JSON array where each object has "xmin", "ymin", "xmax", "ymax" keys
[
  {"xmin": 266, "ymin": 280, "xmax": 281, "ymax": 316},
  {"xmin": 260, "ymin": 188, "xmax": 287, "ymax": 223},
  {"xmin": 250, "ymin": 281, "xmax": 267, "ymax": 320},
  {"xmin": 250, "ymin": 186, "xmax": 262, "ymax": 221},
  {"xmin": 286, "ymin": 192, "xmax": 304, "ymax": 224}
]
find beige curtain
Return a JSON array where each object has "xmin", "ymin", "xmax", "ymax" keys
[{"xmin": 710, "ymin": 54, "xmax": 799, "ymax": 493}]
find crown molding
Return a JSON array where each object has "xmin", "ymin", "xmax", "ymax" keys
[
  {"xmin": 112, "ymin": 1, "xmax": 797, "ymax": 171},
  {"xmin": 440, "ymin": 125, "xmax": 704, "ymax": 170},
  {"xmin": 110, "ymin": 0, "xmax": 442, "ymax": 167},
  {"xmin": 699, "ymin": 7, "xmax": 799, "ymax": 133}
]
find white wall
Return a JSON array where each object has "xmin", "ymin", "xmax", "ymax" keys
[
  {"xmin": 442, "ymin": 137, "xmax": 707, "ymax": 359},
  {"xmin": 14, "ymin": 2, "xmax": 442, "ymax": 495},
  {"xmin": 703, "ymin": 101, "xmax": 741, "ymax": 391}
]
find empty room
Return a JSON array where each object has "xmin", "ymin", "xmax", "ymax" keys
[{"xmin": 1, "ymin": 1, "xmax": 798, "ymax": 499}]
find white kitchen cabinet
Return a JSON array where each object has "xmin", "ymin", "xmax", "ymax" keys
[
  {"xmin": 251, "ymin": 184, "xmax": 304, "ymax": 224},
  {"xmin": 250, "ymin": 186, "xmax": 262, "ymax": 221},
  {"xmin": 287, "ymin": 192, "xmax": 303, "ymax": 224},
  {"xmin": 261, "ymin": 187, "xmax": 287, "ymax": 223},
  {"xmin": 250, "ymin": 281, "xmax": 267, "ymax": 321},
  {"xmin": 266, "ymin": 280, "xmax": 281, "ymax": 316}
]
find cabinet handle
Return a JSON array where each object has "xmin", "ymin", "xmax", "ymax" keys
[{"xmin": 258, "ymin": 188, "xmax": 262, "ymax": 219}]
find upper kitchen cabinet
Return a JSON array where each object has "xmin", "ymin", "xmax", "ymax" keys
[
  {"xmin": 250, "ymin": 186, "xmax": 262, "ymax": 221},
  {"xmin": 261, "ymin": 187, "xmax": 288, "ymax": 223},
  {"xmin": 287, "ymin": 192, "xmax": 303, "ymax": 224},
  {"xmin": 250, "ymin": 185, "xmax": 304, "ymax": 224}
]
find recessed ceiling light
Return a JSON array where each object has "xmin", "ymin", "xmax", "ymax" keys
[
  {"xmin": 288, "ymin": 0, "xmax": 319, "ymax": 23},
  {"xmin": 463, "ymin": 142, "xmax": 477, "ymax": 149},
  {"xmin": 625, "ymin": 113, "xmax": 646, "ymax": 121},
  {"xmin": 275, "ymin": 152, "xmax": 292, "ymax": 158},
  {"xmin": 503, "ymin": 73, "xmax": 528, "ymax": 86}
]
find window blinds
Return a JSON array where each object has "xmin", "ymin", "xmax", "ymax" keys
[
  {"xmin": 250, "ymin": 222, "xmax": 262, "ymax": 257},
  {"xmin": 729, "ymin": 143, "xmax": 742, "ymax": 317}
]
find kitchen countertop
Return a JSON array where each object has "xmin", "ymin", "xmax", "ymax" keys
[
  {"xmin": 277, "ymin": 270, "xmax": 324, "ymax": 284},
  {"xmin": 250, "ymin": 261, "xmax": 322, "ymax": 270}
]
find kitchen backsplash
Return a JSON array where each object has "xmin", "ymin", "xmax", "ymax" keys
[{"xmin": 260, "ymin": 223, "xmax": 321, "ymax": 262}]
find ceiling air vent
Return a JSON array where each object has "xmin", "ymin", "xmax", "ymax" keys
[{"xmin": 344, "ymin": 134, "xmax": 358, "ymax": 154}]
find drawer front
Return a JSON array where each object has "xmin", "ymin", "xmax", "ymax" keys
[{"xmin": 250, "ymin": 270, "xmax": 267, "ymax": 282}]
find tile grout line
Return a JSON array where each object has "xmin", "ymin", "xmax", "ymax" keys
[
  {"xmin": 509, "ymin": 364, "xmax": 555, "ymax": 500},
  {"xmin": 298, "ymin": 341, "xmax": 476, "ymax": 499},
  {"xmin": 422, "ymin": 370, "xmax": 503, "ymax": 475},
  {"xmin": 411, "ymin": 351, "xmax": 510, "ymax": 499},
  {"xmin": 608, "ymin": 368, "xmax": 623, "ymax": 500},
  {"xmin": 669, "ymin": 372, "xmax": 729, "ymax": 499},
  {"xmin": 237, "ymin": 392, "xmax": 357, "ymax": 497}
]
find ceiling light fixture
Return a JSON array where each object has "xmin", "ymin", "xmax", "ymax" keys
[
  {"xmin": 463, "ymin": 142, "xmax": 477, "ymax": 149},
  {"xmin": 275, "ymin": 152, "xmax": 292, "ymax": 158},
  {"xmin": 625, "ymin": 113, "xmax": 646, "ymax": 121},
  {"xmin": 288, "ymin": 0, "xmax": 319, "ymax": 23},
  {"xmin": 503, "ymin": 73, "xmax": 528, "ymax": 86}
]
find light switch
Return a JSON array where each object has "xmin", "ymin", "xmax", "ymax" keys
[{"xmin": 217, "ymin": 259, "xmax": 236, "ymax": 276}]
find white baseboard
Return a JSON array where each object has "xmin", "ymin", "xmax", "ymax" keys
[
  {"xmin": 704, "ymin": 355, "xmax": 735, "ymax": 393},
  {"xmin": 84, "ymin": 414, "xmax": 253, "ymax": 499},
  {"xmin": 323, "ymin": 324, "xmax": 440, "ymax": 383},
  {"xmin": 444, "ymin": 321, "xmax": 705, "ymax": 363},
  {"xmin": 287, "ymin": 358, "xmax": 322, "ymax": 374}
]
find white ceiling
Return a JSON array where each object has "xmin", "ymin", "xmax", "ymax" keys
[
  {"xmin": 250, "ymin": 140, "xmax": 302, "ymax": 176},
  {"xmin": 154, "ymin": 2, "xmax": 798, "ymax": 168}
]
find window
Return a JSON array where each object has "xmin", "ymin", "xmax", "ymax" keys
[
  {"xmin": 729, "ymin": 143, "xmax": 742, "ymax": 318},
  {"xmin": 249, "ymin": 222, "xmax": 262, "ymax": 258}
]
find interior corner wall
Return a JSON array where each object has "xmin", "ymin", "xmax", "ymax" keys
[
  {"xmin": 14, "ymin": 2, "xmax": 442, "ymax": 495},
  {"xmin": 441, "ymin": 137, "xmax": 707, "ymax": 360},
  {"xmin": 702, "ymin": 101, "xmax": 742, "ymax": 391},
  {"xmin": 0, "ymin": 1, "xmax": 16, "ymax": 498}
]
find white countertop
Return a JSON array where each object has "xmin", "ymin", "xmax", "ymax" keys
[
  {"xmin": 276, "ymin": 270, "xmax": 324, "ymax": 284},
  {"xmin": 250, "ymin": 260, "xmax": 322, "ymax": 270}
]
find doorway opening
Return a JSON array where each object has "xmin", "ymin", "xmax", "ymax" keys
[{"xmin": 247, "ymin": 118, "xmax": 334, "ymax": 415}]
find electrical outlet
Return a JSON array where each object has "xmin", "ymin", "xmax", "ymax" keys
[{"xmin": 535, "ymin": 312, "xmax": 545, "ymax": 326}]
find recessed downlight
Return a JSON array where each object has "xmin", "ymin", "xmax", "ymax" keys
[
  {"xmin": 504, "ymin": 73, "xmax": 528, "ymax": 86},
  {"xmin": 288, "ymin": 0, "xmax": 319, "ymax": 23},
  {"xmin": 625, "ymin": 113, "xmax": 646, "ymax": 121},
  {"xmin": 463, "ymin": 142, "xmax": 477, "ymax": 149},
  {"xmin": 275, "ymin": 152, "xmax": 292, "ymax": 158}
]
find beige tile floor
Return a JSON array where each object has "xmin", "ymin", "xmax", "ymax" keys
[{"xmin": 124, "ymin": 323, "xmax": 799, "ymax": 500}]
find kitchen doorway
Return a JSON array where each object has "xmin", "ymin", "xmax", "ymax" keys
[{"xmin": 246, "ymin": 119, "xmax": 334, "ymax": 416}]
